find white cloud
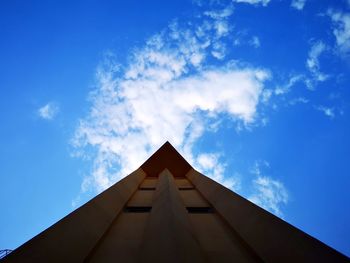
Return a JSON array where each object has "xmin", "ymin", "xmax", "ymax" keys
[
  {"xmin": 38, "ymin": 102, "xmax": 59, "ymax": 120},
  {"xmin": 214, "ymin": 20, "xmax": 230, "ymax": 38},
  {"xmin": 306, "ymin": 41, "xmax": 326, "ymax": 76},
  {"xmin": 233, "ymin": 32, "xmax": 261, "ymax": 49},
  {"xmin": 72, "ymin": 17, "xmax": 271, "ymax": 193},
  {"xmin": 274, "ymin": 74, "xmax": 303, "ymax": 95},
  {"xmin": 233, "ymin": 0, "xmax": 271, "ymax": 7},
  {"xmin": 249, "ymin": 176, "xmax": 288, "ymax": 217},
  {"xmin": 248, "ymin": 161, "xmax": 288, "ymax": 217},
  {"xmin": 211, "ymin": 41, "xmax": 227, "ymax": 59},
  {"xmin": 195, "ymin": 153, "xmax": 240, "ymax": 190},
  {"xmin": 249, "ymin": 36, "xmax": 261, "ymax": 48},
  {"xmin": 261, "ymin": 88, "xmax": 273, "ymax": 103},
  {"xmin": 315, "ymin": 105, "xmax": 335, "ymax": 119},
  {"xmin": 291, "ymin": 0, "xmax": 306, "ymax": 10},
  {"xmin": 202, "ymin": 6, "xmax": 234, "ymax": 59},
  {"xmin": 71, "ymin": 3, "xmax": 291, "ymax": 218},
  {"xmin": 305, "ymin": 41, "xmax": 328, "ymax": 89},
  {"xmin": 327, "ymin": 9, "xmax": 350, "ymax": 56},
  {"xmin": 204, "ymin": 6, "xmax": 234, "ymax": 19},
  {"xmin": 289, "ymin": 97, "xmax": 308, "ymax": 105}
]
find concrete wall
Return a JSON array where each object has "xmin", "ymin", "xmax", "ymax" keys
[
  {"xmin": 4, "ymin": 142, "xmax": 348, "ymax": 263},
  {"xmin": 186, "ymin": 168, "xmax": 349, "ymax": 263},
  {"xmin": 3, "ymin": 168, "xmax": 146, "ymax": 263}
]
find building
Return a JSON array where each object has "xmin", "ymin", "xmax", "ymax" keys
[{"xmin": 2, "ymin": 142, "xmax": 349, "ymax": 262}]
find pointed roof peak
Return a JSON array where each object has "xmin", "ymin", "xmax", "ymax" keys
[{"xmin": 141, "ymin": 141, "xmax": 192, "ymax": 177}]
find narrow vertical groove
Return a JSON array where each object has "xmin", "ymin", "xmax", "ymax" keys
[
  {"xmin": 183, "ymin": 175, "xmax": 264, "ymax": 262},
  {"xmin": 82, "ymin": 212, "xmax": 123, "ymax": 263},
  {"xmin": 2, "ymin": 168, "xmax": 146, "ymax": 263},
  {"xmin": 83, "ymin": 174, "xmax": 147, "ymax": 263},
  {"xmin": 138, "ymin": 169, "xmax": 207, "ymax": 263},
  {"xmin": 185, "ymin": 169, "xmax": 264, "ymax": 262}
]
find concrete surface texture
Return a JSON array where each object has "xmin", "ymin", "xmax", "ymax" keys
[{"xmin": 3, "ymin": 142, "xmax": 349, "ymax": 262}]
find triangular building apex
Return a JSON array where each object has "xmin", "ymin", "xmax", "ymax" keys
[{"xmin": 141, "ymin": 141, "xmax": 192, "ymax": 177}]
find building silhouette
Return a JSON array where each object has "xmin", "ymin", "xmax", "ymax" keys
[{"xmin": 2, "ymin": 142, "xmax": 349, "ymax": 262}]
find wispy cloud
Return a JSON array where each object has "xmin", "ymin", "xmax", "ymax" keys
[
  {"xmin": 291, "ymin": 0, "xmax": 306, "ymax": 11},
  {"xmin": 274, "ymin": 74, "xmax": 304, "ymax": 95},
  {"xmin": 249, "ymin": 176, "xmax": 288, "ymax": 217},
  {"xmin": 315, "ymin": 105, "xmax": 335, "ymax": 119},
  {"xmin": 72, "ymin": 10, "xmax": 271, "ymax": 193},
  {"xmin": 232, "ymin": 0, "xmax": 271, "ymax": 7},
  {"xmin": 327, "ymin": 9, "xmax": 350, "ymax": 57},
  {"xmin": 305, "ymin": 41, "xmax": 328, "ymax": 89},
  {"xmin": 71, "ymin": 2, "xmax": 294, "ymax": 218},
  {"xmin": 249, "ymin": 36, "xmax": 261, "ymax": 48},
  {"xmin": 195, "ymin": 153, "xmax": 240, "ymax": 190},
  {"xmin": 38, "ymin": 102, "xmax": 59, "ymax": 120},
  {"xmin": 248, "ymin": 161, "xmax": 288, "ymax": 217},
  {"xmin": 306, "ymin": 41, "xmax": 327, "ymax": 79},
  {"xmin": 289, "ymin": 97, "xmax": 308, "ymax": 105},
  {"xmin": 234, "ymin": 32, "xmax": 261, "ymax": 49},
  {"xmin": 202, "ymin": 6, "xmax": 234, "ymax": 59},
  {"xmin": 204, "ymin": 5, "xmax": 233, "ymax": 19}
]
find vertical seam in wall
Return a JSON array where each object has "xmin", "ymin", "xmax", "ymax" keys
[
  {"xmin": 82, "ymin": 172, "xmax": 146, "ymax": 263},
  {"xmin": 171, "ymin": 174, "xmax": 211, "ymax": 261},
  {"xmin": 138, "ymin": 169, "xmax": 208, "ymax": 262},
  {"xmin": 185, "ymin": 169, "xmax": 265, "ymax": 263}
]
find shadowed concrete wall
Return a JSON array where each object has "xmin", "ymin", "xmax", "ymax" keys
[
  {"xmin": 138, "ymin": 169, "xmax": 206, "ymax": 263},
  {"xmin": 141, "ymin": 142, "xmax": 191, "ymax": 177},
  {"xmin": 186, "ymin": 168, "xmax": 349, "ymax": 263},
  {"xmin": 3, "ymin": 142, "xmax": 349, "ymax": 263},
  {"xmin": 3, "ymin": 169, "xmax": 146, "ymax": 263}
]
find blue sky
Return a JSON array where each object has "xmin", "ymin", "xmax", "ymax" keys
[{"xmin": 1, "ymin": 0, "xmax": 350, "ymax": 256}]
